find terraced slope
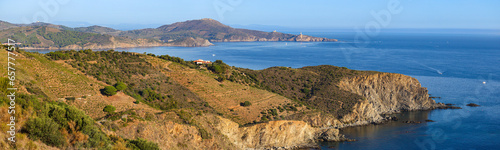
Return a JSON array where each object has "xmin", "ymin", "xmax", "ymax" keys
[{"xmin": 146, "ymin": 57, "xmax": 309, "ymax": 125}]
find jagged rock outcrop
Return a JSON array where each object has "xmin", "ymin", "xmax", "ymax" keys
[
  {"xmin": 216, "ymin": 116, "xmax": 326, "ymax": 149},
  {"xmin": 214, "ymin": 115, "xmax": 354, "ymax": 149},
  {"xmin": 338, "ymin": 73, "xmax": 448, "ymax": 125}
]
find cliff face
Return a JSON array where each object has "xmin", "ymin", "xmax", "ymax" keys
[
  {"xmin": 167, "ymin": 37, "xmax": 214, "ymax": 47},
  {"xmin": 216, "ymin": 116, "xmax": 325, "ymax": 149},
  {"xmin": 338, "ymin": 73, "xmax": 439, "ymax": 125}
]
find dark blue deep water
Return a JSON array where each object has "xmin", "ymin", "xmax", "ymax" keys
[{"xmin": 31, "ymin": 29, "xmax": 500, "ymax": 149}]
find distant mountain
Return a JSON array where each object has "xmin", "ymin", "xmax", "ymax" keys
[
  {"xmin": 0, "ymin": 18, "xmax": 336, "ymax": 49},
  {"xmin": 118, "ymin": 18, "xmax": 337, "ymax": 42}
]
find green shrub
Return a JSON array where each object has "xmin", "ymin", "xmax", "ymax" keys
[
  {"xmin": 115, "ymin": 82, "xmax": 127, "ymax": 91},
  {"xmin": 102, "ymin": 86, "xmax": 117, "ymax": 96},
  {"xmin": 261, "ymin": 116, "xmax": 268, "ymax": 121},
  {"xmin": 41, "ymin": 104, "xmax": 68, "ymax": 128},
  {"xmin": 198, "ymin": 128, "xmax": 212, "ymax": 139},
  {"xmin": 269, "ymin": 109, "xmax": 278, "ymax": 116},
  {"xmin": 127, "ymin": 138, "xmax": 160, "ymax": 150},
  {"xmin": 240, "ymin": 101, "xmax": 252, "ymax": 107},
  {"xmin": 216, "ymin": 76, "xmax": 225, "ymax": 82},
  {"xmin": 103, "ymin": 105, "xmax": 116, "ymax": 114},
  {"xmin": 23, "ymin": 117, "xmax": 65, "ymax": 147},
  {"xmin": 301, "ymin": 88, "xmax": 310, "ymax": 94},
  {"xmin": 35, "ymin": 103, "xmax": 111, "ymax": 148}
]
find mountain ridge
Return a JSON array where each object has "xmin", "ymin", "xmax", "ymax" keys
[{"xmin": 0, "ymin": 18, "xmax": 337, "ymax": 49}]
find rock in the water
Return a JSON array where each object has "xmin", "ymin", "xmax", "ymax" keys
[
  {"xmin": 466, "ymin": 103, "xmax": 480, "ymax": 107},
  {"xmin": 425, "ymin": 119, "xmax": 435, "ymax": 122},
  {"xmin": 391, "ymin": 116, "xmax": 399, "ymax": 121},
  {"xmin": 403, "ymin": 120, "xmax": 422, "ymax": 124},
  {"xmin": 435, "ymin": 104, "xmax": 462, "ymax": 109},
  {"xmin": 318, "ymin": 128, "xmax": 355, "ymax": 142}
]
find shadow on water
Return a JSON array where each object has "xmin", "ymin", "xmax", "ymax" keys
[{"xmin": 320, "ymin": 110, "xmax": 434, "ymax": 150}]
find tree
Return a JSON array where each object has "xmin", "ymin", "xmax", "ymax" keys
[
  {"xmin": 103, "ymin": 105, "xmax": 116, "ymax": 114},
  {"xmin": 115, "ymin": 82, "xmax": 127, "ymax": 91},
  {"xmin": 208, "ymin": 60, "xmax": 228, "ymax": 74},
  {"xmin": 102, "ymin": 86, "xmax": 117, "ymax": 96}
]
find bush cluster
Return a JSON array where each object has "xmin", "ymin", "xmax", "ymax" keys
[
  {"xmin": 102, "ymin": 86, "xmax": 117, "ymax": 96},
  {"xmin": 126, "ymin": 138, "xmax": 160, "ymax": 150},
  {"xmin": 103, "ymin": 105, "xmax": 116, "ymax": 114},
  {"xmin": 240, "ymin": 101, "xmax": 252, "ymax": 107},
  {"xmin": 23, "ymin": 102, "xmax": 111, "ymax": 148},
  {"xmin": 207, "ymin": 60, "xmax": 229, "ymax": 74}
]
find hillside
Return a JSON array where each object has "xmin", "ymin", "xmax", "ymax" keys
[
  {"xmin": 0, "ymin": 26, "xmax": 166, "ymax": 49},
  {"xmin": 231, "ymin": 66, "xmax": 377, "ymax": 119},
  {"xmin": 0, "ymin": 21, "xmax": 18, "ymax": 30},
  {"xmin": 0, "ymin": 46, "xmax": 456, "ymax": 149},
  {"xmin": 0, "ymin": 19, "xmax": 336, "ymax": 49}
]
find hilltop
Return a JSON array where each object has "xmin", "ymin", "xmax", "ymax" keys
[
  {"xmin": 0, "ymin": 46, "xmax": 456, "ymax": 149},
  {"xmin": 0, "ymin": 19, "xmax": 336, "ymax": 49}
]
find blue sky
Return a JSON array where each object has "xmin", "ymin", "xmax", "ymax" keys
[{"xmin": 1, "ymin": 0, "xmax": 499, "ymax": 30}]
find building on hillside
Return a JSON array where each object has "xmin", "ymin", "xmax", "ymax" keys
[{"xmin": 193, "ymin": 59, "xmax": 212, "ymax": 64}]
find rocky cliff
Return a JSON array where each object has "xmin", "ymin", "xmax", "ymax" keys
[
  {"xmin": 211, "ymin": 73, "xmax": 446, "ymax": 149},
  {"xmin": 338, "ymin": 73, "xmax": 449, "ymax": 125},
  {"xmin": 167, "ymin": 37, "xmax": 214, "ymax": 47},
  {"xmin": 210, "ymin": 73, "xmax": 443, "ymax": 149},
  {"xmin": 215, "ymin": 116, "xmax": 346, "ymax": 149}
]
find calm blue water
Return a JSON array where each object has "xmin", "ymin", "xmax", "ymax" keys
[{"xmin": 30, "ymin": 30, "xmax": 500, "ymax": 149}]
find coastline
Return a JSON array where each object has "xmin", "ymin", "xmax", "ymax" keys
[{"xmin": 19, "ymin": 40, "xmax": 338, "ymax": 51}]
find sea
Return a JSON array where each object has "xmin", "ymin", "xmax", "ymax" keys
[{"xmin": 29, "ymin": 29, "xmax": 500, "ymax": 150}]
